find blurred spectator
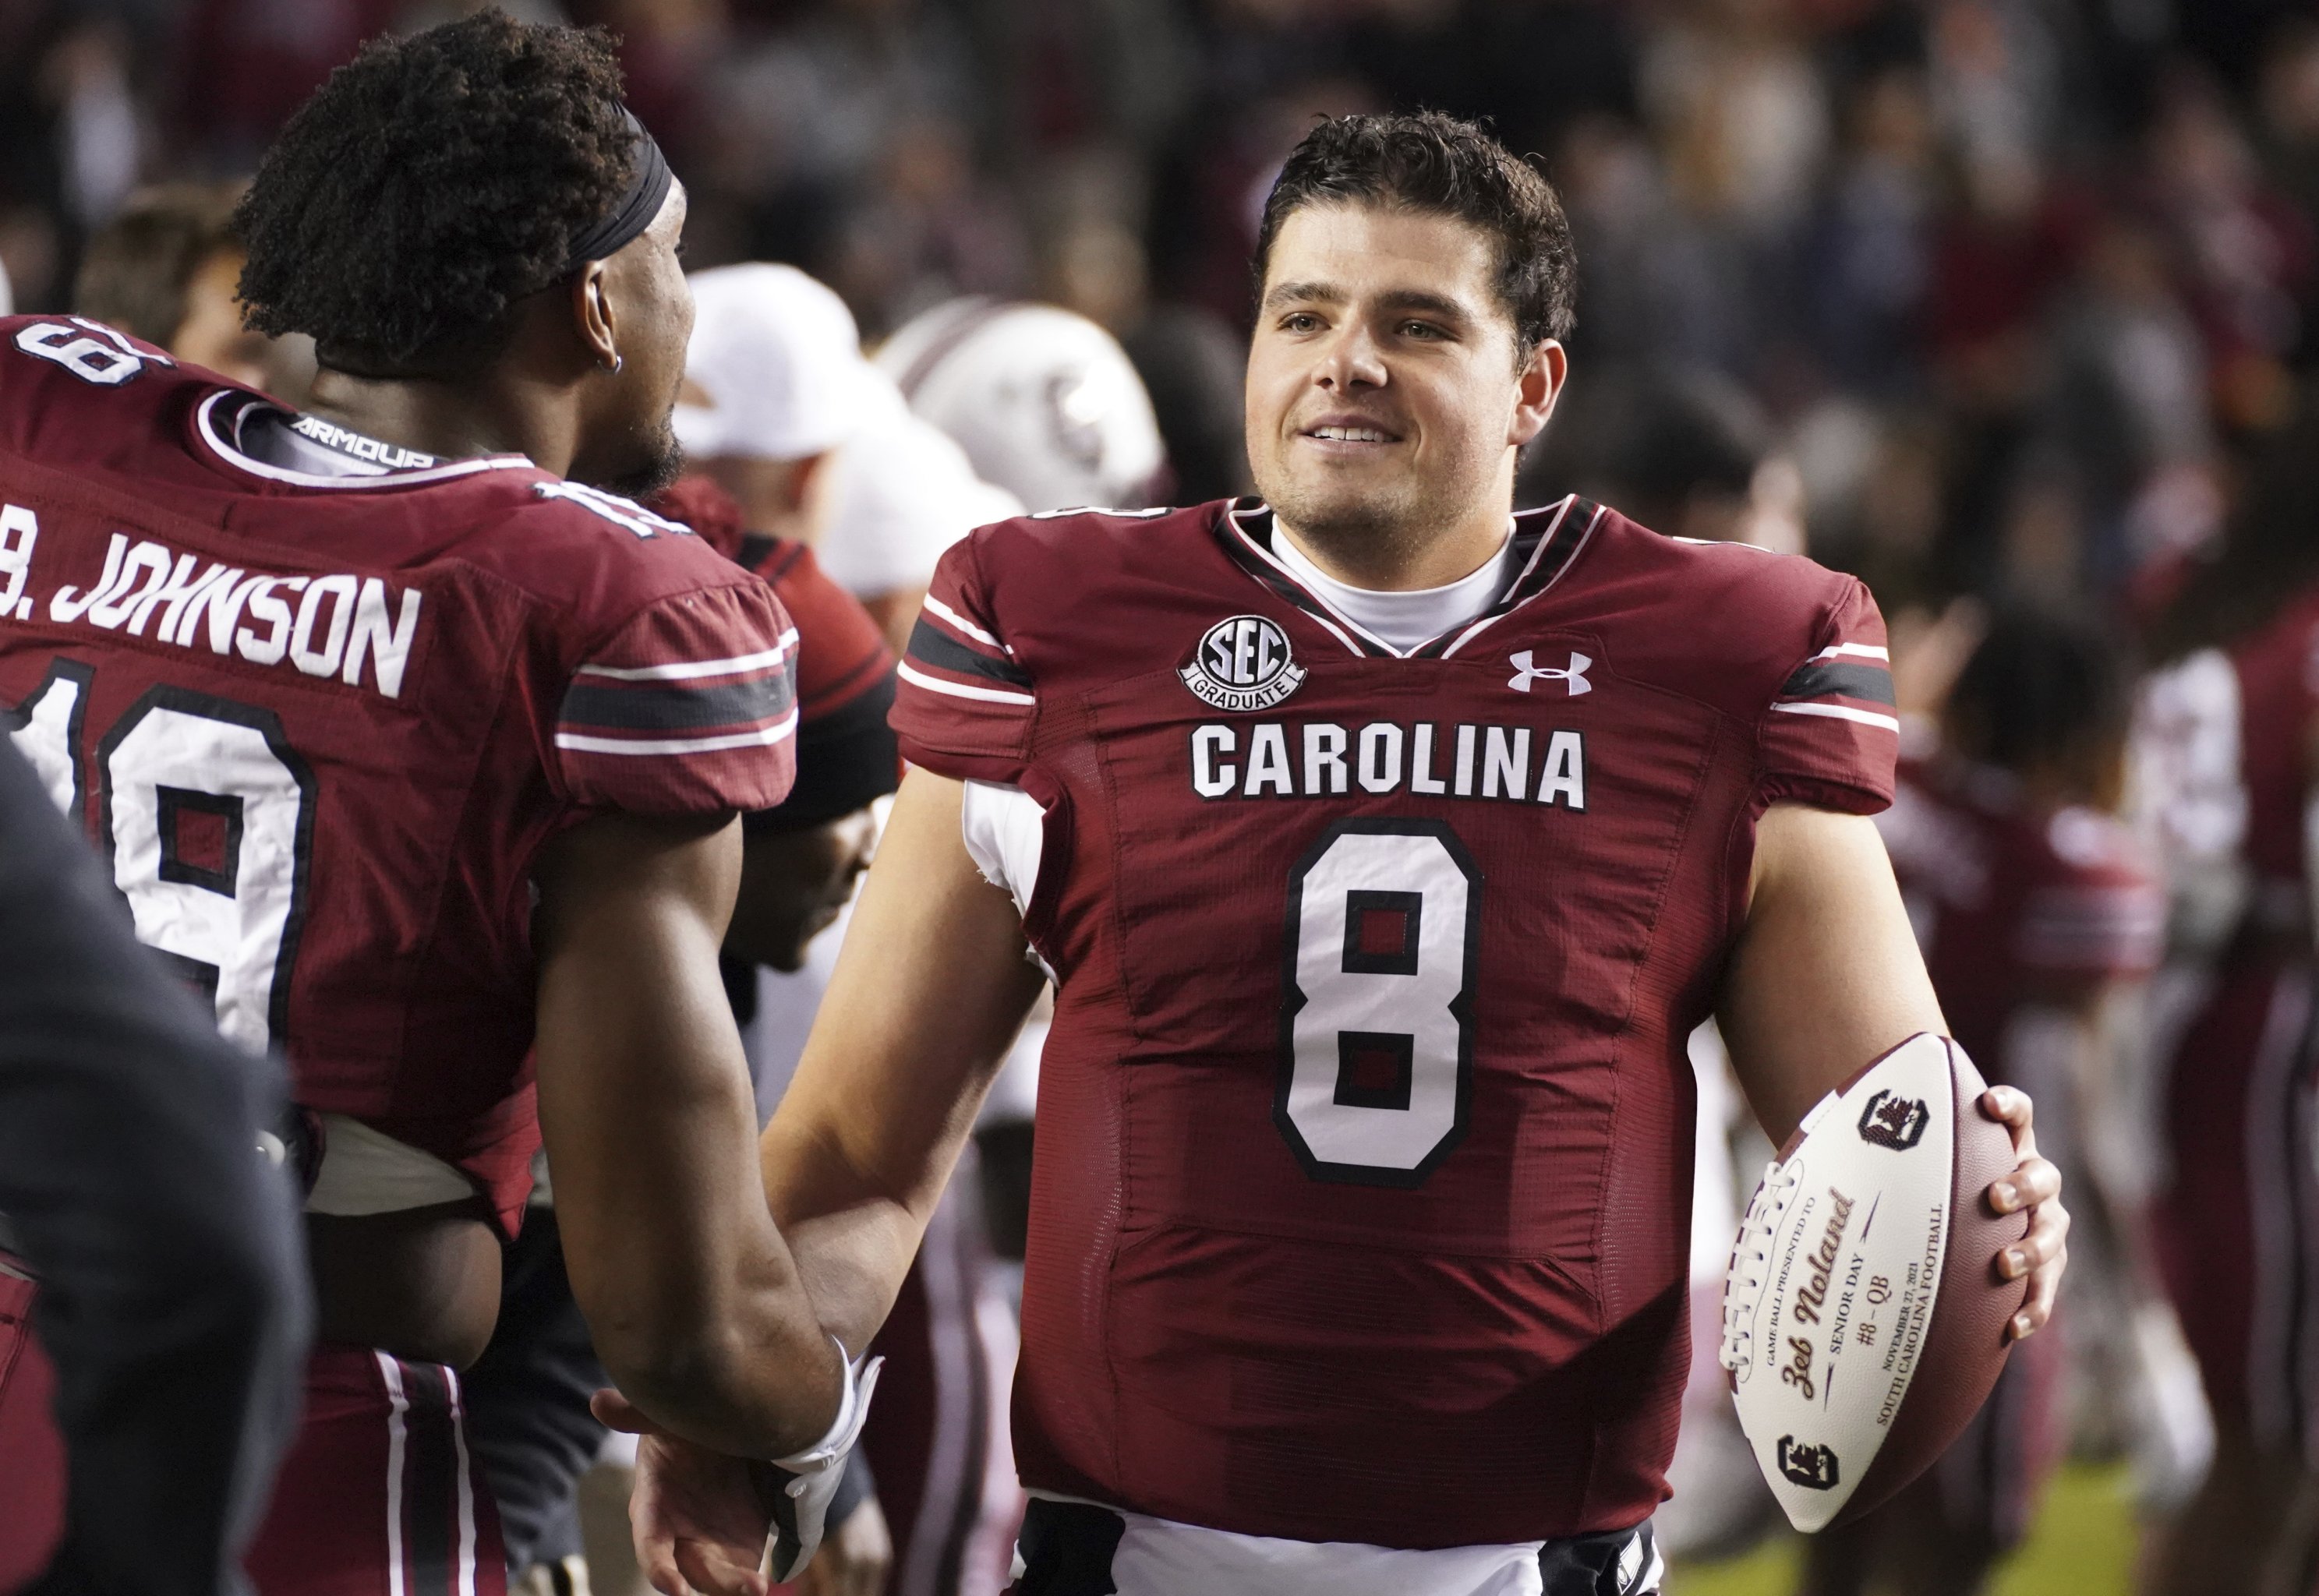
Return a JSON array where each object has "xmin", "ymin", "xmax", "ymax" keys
[
  {"xmin": 2257, "ymin": 18, "xmax": 2319, "ymax": 293},
  {"xmin": 173, "ymin": 1, "xmax": 405, "ymax": 174},
  {"xmin": 72, "ymin": 179, "xmax": 314, "ymax": 401},
  {"xmin": 2041, "ymin": 217, "xmax": 2221, "ymax": 595},
  {"xmin": 1805, "ymin": 68, "xmax": 1938, "ymax": 397},
  {"xmin": 1522, "ymin": 362, "xmax": 1801, "ymax": 553},
  {"xmin": 673, "ymin": 260, "xmax": 1022, "ymax": 650},
  {"xmin": 876, "ymin": 298, "xmax": 1165, "ymax": 512},
  {"xmin": 1117, "ymin": 302, "xmax": 1253, "ymax": 503},
  {"xmin": 1034, "ymin": 181, "xmax": 1252, "ymax": 503},
  {"xmin": 1820, "ymin": 600, "xmax": 2165, "ymax": 1596},
  {"xmin": 2140, "ymin": 70, "xmax": 2314, "ymax": 433}
]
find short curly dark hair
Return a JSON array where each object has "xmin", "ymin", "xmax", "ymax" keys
[
  {"xmin": 1254, "ymin": 111, "xmax": 1577, "ymax": 358},
  {"xmin": 235, "ymin": 10, "xmax": 636, "ymax": 375}
]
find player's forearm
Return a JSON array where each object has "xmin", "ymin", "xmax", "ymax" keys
[
  {"xmin": 1720, "ymin": 803, "xmax": 1946, "ymax": 1141},
  {"xmin": 755, "ymin": 767, "xmax": 1045, "ymax": 1347},
  {"xmin": 546, "ymin": 1049, "xmax": 849, "ymax": 1455},
  {"xmin": 589, "ymin": 1241, "xmax": 847, "ymax": 1458},
  {"xmin": 535, "ymin": 807, "xmax": 847, "ymax": 1456},
  {"xmin": 760, "ymin": 1191, "xmax": 931, "ymax": 1354}
]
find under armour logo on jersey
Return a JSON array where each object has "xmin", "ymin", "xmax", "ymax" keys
[{"xmin": 1508, "ymin": 649, "xmax": 1591, "ymax": 696}]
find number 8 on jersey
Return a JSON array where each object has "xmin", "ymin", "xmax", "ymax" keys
[{"xmin": 1278, "ymin": 819, "xmax": 1481, "ymax": 1185}]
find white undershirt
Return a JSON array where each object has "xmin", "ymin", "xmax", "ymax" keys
[
  {"xmin": 1269, "ymin": 522, "xmax": 1516, "ymax": 654},
  {"xmin": 960, "ymin": 520, "xmax": 1524, "ymax": 912}
]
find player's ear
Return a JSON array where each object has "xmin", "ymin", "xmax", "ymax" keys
[
  {"xmin": 570, "ymin": 263, "xmax": 620, "ymax": 373},
  {"xmin": 1508, "ymin": 339, "xmax": 1565, "ymax": 448}
]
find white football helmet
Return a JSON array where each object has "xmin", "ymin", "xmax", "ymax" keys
[{"xmin": 877, "ymin": 298, "xmax": 1165, "ymax": 515}]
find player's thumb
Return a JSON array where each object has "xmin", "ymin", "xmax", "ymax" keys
[{"xmin": 590, "ymin": 1385, "xmax": 665, "ymax": 1435}]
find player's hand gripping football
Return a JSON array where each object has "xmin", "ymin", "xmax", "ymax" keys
[{"xmin": 1981, "ymin": 1084, "xmax": 2068, "ymax": 1340}]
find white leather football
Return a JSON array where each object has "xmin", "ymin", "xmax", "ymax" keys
[{"xmin": 1719, "ymin": 1033, "xmax": 2028, "ymax": 1532}]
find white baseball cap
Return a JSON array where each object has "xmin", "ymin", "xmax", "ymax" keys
[
  {"xmin": 875, "ymin": 298, "xmax": 1165, "ymax": 514},
  {"xmin": 816, "ymin": 379, "xmax": 1025, "ymax": 598},
  {"xmin": 675, "ymin": 263, "xmax": 880, "ymax": 462}
]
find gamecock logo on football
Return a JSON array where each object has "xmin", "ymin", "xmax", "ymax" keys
[
  {"xmin": 1856, "ymin": 1089, "xmax": 1931, "ymax": 1152},
  {"xmin": 1181, "ymin": 614, "xmax": 1306, "ymax": 711},
  {"xmin": 1777, "ymin": 1436, "xmax": 1841, "ymax": 1491}
]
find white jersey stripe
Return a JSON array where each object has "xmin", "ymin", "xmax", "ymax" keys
[
  {"xmin": 573, "ymin": 634, "xmax": 799, "ymax": 683},
  {"xmin": 1771, "ymin": 701, "xmax": 1901, "ymax": 732},
  {"xmin": 556, "ymin": 710, "xmax": 801, "ymax": 756},
  {"xmin": 376, "ymin": 1352, "xmax": 411, "ymax": 1596},
  {"xmin": 898, "ymin": 659, "xmax": 1038, "ymax": 706},
  {"xmin": 447, "ymin": 1368, "xmax": 478, "ymax": 1596},
  {"xmin": 1811, "ymin": 642, "xmax": 1891, "ymax": 663},
  {"xmin": 923, "ymin": 594, "xmax": 1013, "ymax": 654}
]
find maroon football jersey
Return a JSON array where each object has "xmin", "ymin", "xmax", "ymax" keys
[
  {"xmin": 0, "ymin": 316, "xmax": 797, "ymax": 1231},
  {"xmin": 652, "ymin": 475, "xmax": 900, "ymax": 825},
  {"xmin": 1878, "ymin": 757, "xmax": 2162, "ymax": 1071},
  {"xmin": 889, "ymin": 496, "xmax": 1898, "ymax": 1548},
  {"xmin": 2229, "ymin": 591, "xmax": 2319, "ymax": 892}
]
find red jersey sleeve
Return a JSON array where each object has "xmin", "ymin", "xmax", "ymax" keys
[
  {"xmin": 2015, "ymin": 810, "xmax": 2165, "ymax": 984},
  {"xmin": 1757, "ymin": 577, "xmax": 1898, "ymax": 814},
  {"xmin": 551, "ymin": 578, "xmax": 800, "ymax": 815},
  {"xmin": 750, "ymin": 535, "xmax": 899, "ymax": 826},
  {"xmin": 889, "ymin": 531, "xmax": 1037, "ymax": 784}
]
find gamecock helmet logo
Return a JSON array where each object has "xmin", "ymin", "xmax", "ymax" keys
[{"xmin": 1856, "ymin": 1089, "xmax": 1930, "ymax": 1151}]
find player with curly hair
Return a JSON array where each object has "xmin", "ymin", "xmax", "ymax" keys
[{"xmin": 0, "ymin": 12, "xmax": 854, "ymax": 1594}]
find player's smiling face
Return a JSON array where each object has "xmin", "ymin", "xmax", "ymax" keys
[{"xmin": 1245, "ymin": 202, "xmax": 1561, "ymax": 574}]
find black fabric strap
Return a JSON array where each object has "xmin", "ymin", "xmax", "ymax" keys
[
  {"xmin": 562, "ymin": 109, "xmax": 674, "ymax": 272},
  {"xmin": 1013, "ymin": 1499, "xmax": 1125, "ymax": 1595},
  {"xmin": 1007, "ymin": 1499, "xmax": 1659, "ymax": 1595},
  {"xmin": 1537, "ymin": 1520, "xmax": 1660, "ymax": 1595}
]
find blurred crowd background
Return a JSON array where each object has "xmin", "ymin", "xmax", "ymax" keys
[
  {"xmin": 10, "ymin": 2, "xmax": 2319, "ymax": 1591},
  {"xmin": 6, "ymin": 0, "xmax": 2319, "ymax": 620}
]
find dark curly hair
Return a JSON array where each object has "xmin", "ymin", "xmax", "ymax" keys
[
  {"xmin": 1254, "ymin": 111, "xmax": 1577, "ymax": 359},
  {"xmin": 235, "ymin": 10, "xmax": 636, "ymax": 376}
]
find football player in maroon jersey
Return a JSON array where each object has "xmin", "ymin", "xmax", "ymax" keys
[
  {"xmin": 0, "ymin": 15, "xmax": 851, "ymax": 1596},
  {"xmin": 1809, "ymin": 605, "xmax": 2162, "ymax": 1596},
  {"xmin": 610, "ymin": 112, "xmax": 2071, "ymax": 1594},
  {"xmin": 2136, "ymin": 400, "xmax": 2319, "ymax": 1596},
  {"xmin": 460, "ymin": 473, "xmax": 901, "ymax": 1591}
]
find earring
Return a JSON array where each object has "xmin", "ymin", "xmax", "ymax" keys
[{"xmin": 601, "ymin": 353, "xmax": 624, "ymax": 376}]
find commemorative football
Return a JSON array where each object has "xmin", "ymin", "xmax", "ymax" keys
[{"xmin": 1720, "ymin": 1033, "xmax": 2030, "ymax": 1532}]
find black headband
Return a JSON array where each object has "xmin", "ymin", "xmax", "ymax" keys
[{"xmin": 564, "ymin": 108, "xmax": 674, "ymax": 273}]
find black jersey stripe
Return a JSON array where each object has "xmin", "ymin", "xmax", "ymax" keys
[
  {"xmin": 908, "ymin": 619, "xmax": 1035, "ymax": 687},
  {"xmin": 1412, "ymin": 497, "xmax": 1599, "ymax": 658},
  {"xmin": 750, "ymin": 674, "xmax": 900, "ymax": 830},
  {"xmin": 1779, "ymin": 660, "xmax": 1897, "ymax": 706},
  {"xmin": 1502, "ymin": 496, "xmax": 1599, "ymax": 607},
  {"xmin": 1210, "ymin": 501, "xmax": 1393, "ymax": 658},
  {"xmin": 735, "ymin": 531, "xmax": 779, "ymax": 574},
  {"xmin": 395, "ymin": 1360, "xmax": 455, "ymax": 1596},
  {"xmin": 560, "ymin": 672, "xmax": 796, "ymax": 733}
]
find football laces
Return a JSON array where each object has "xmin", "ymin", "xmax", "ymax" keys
[{"xmin": 1720, "ymin": 1158, "xmax": 1801, "ymax": 1379}]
